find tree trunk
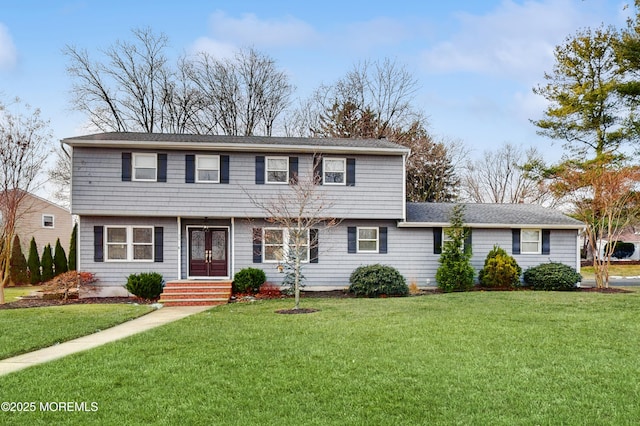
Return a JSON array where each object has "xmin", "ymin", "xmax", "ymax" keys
[{"xmin": 294, "ymin": 254, "xmax": 301, "ymax": 310}]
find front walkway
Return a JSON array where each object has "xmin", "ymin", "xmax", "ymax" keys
[{"xmin": 0, "ymin": 305, "xmax": 211, "ymax": 376}]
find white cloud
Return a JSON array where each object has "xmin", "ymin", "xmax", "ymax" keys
[
  {"xmin": 0, "ymin": 23, "xmax": 17, "ymax": 70},
  {"xmin": 420, "ymin": 0, "xmax": 597, "ymax": 82},
  {"xmin": 189, "ymin": 37, "xmax": 237, "ymax": 59},
  {"xmin": 205, "ymin": 10, "xmax": 318, "ymax": 47}
]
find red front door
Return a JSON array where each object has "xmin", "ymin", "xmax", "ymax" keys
[{"xmin": 189, "ymin": 228, "xmax": 228, "ymax": 277}]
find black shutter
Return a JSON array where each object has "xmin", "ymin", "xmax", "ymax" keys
[
  {"xmin": 185, "ymin": 155, "xmax": 195, "ymax": 183},
  {"xmin": 512, "ymin": 229, "xmax": 521, "ymax": 255},
  {"xmin": 94, "ymin": 226, "xmax": 104, "ymax": 262},
  {"xmin": 313, "ymin": 154, "xmax": 323, "ymax": 185},
  {"xmin": 310, "ymin": 229, "xmax": 319, "ymax": 263},
  {"xmin": 346, "ymin": 158, "xmax": 356, "ymax": 186},
  {"xmin": 542, "ymin": 229, "xmax": 551, "ymax": 255},
  {"xmin": 220, "ymin": 155, "xmax": 230, "ymax": 184},
  {"xmin": 122, "ymin": 153, "xmax": 132, "ymax": 182},
  {"xmin": 157, "ymin": 154, "xmax": 167, "ymax": 182},
  {"xmin": 464, "ymin": 228, "xmax": 472, "ymax": 254},
  {"xmin": 348, "ymin": 227, "xmax": 357, "ymax": 253},
  {"xmin": 253, "ymin": 228, "xmax": 262, "ymax": 263},
  {"xmin": 154, "ymin": 227, "xmax": 164, "ymax": 262},
  {"xmin": 255, "ymin": 156, "xmax": 265, "ymax": 184},
  {"xmin": 289, "ymin": 156, "xmax": 298, "ymax": 184},
  {"xmin": 379, "ymin": 227, "xmax": 388, "ymax": 254},
  {"xmin": 433, "ymin": 227, "xmax": 442, "ymax": 254}
]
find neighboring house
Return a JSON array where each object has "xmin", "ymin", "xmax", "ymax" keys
[
  {"xmin": 2, "ymin": 191, "xmax": 73, "ymax": 254},
  {"xmin": 62, "ymin": 132, "xmax": 584, "ymax": 296}
]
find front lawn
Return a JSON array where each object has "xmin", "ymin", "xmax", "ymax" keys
[
  {"xmin": 2, "ymin": 286, "xmax": 41, "ymax": 303},
  {"xmin": 2, "ymin": 292, "xmax": 640, "ymax": 424},
  {"xmin": 581, "ymin": 264, "xmax": 640, "ymax": 278},
  {"xmin": 0, "ymin": 304, "xmax": 154, "ymax": 359}
]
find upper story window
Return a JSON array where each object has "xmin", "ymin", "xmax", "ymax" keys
[
  {"xmin": 105, "ymin": 226, "xmax": 154, "ymax": 261},
  {"xmin": 196, "ymin": 155, "xmax": 220, "ymax": 183},
  {"xmin": 521, "ymin": 229, "xmax": 541, "ymax": 254},
  {"xmin": 266, "ymin": 157, "xmax": 289, "ymax": 184},
  {"xmin": 42, "ymin": 214, "xmax": 55, "ymax": 228},
  {"xmin": 323, "ymin": 158, "xmax": 346, "ymax": 185},
  {"xmin": 357, "ymin": 227, "xmax": 379, "ymax": 253},
  {"xmin": 133, "ymin": 153, "xmax": 157, "ymax": 181}
]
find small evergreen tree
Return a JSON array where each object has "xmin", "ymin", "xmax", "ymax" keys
[
  {"xmin": 68, "ymin": 223, "xmax": 77, "ymax": 271},
  {"xmin": 9, "ymin": 235, "xmax": 29, "ymax": 285},
  {"xmin": 41, "ymin": 244, "xmax": 54, "ymax": 282},
  {"xmin": 53, "ymin": 238, "xmax": 68, "ymax": 276},
  {"xmin": 27, "ymin": 237, "xmax": 41, "ymax": 284},
  {"xmin": 435, "ymin": 205, "xmax": 475, "ymax": 292},
  {"xmin": 478, "ymin": 245, "xmax": 522, "ymax": 288}
]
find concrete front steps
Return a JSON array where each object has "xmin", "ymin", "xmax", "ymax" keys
[{"xmin": 159, "ymin": 280, "xmax": 232, "ymax": 307}]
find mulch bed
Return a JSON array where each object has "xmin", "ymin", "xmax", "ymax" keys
[{"xmin": 0, "ymin": 297, "xmax": 155, "ymax": 310}]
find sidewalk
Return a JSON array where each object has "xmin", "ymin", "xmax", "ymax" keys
[{"xmin": 0, "ymin": 305, "xmax": 211, "ymax": 376}]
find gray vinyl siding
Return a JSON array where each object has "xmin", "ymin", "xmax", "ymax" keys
[
  {"xmin": 78, "ymin": 216, "xmax": 179, "ymax": 287},
  {"xmin": 233, "ymin": 221, "xmax": 580, "ymax": 289},
  {"xmin": 71, "ymin": 147, "xmax": 404, "ymax": 219}
]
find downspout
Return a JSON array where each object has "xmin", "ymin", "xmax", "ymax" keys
[{"xmin": 177, "ymin": 217, "xmax": 182, "ymax": 280}]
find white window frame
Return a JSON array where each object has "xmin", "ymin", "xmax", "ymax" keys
[
  {"xmin": 196, "ymin": 155, "xmax": 220, "ymax": 183},
  {"xmin": 323, "ymin": 158, "xmax": 346, "ymax": 185},
  {"xmin": 266, "ymin": 156, "xmax": 289, "ymax": 184},
  {"xmin": 357, "ymin": 227, "xmax": 379, "ymax": 253},
  {"xmin": 521, "ymin": 229, "xmax": 541, "ymax": 254},
  {"xmin": 263, "ymin": 228, "xmax": 309, "ymax": 263},
  {"xmin": 42, "ymin": 214, "xmax": 55, "ymax": 229},
  {"xmin": 132, "ymin": 153, "xmax": 157, "ymax": 182},
  {"xmin": 442, "ymin": 227, "xmax": 464, "ymax": 249},
  {"xmin": 105, "ymin": 226, "xmax": 154, "ymax": 262}
]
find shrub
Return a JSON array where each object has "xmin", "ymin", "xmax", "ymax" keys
[
  {"xmin": 604, "ymin": 241, "xmax": 635, "ymax": 259},
  {"xmin": 348, "ymin": 264, "xmax": 409, "ymax": 297},
  {"xmin": 9, "ymin": 235, "xmax": 29, "ymax": 285},
  {"xmin": 53, "ymin": 238, "xmax": 68, "ymax": 276},
  {"xmin": 41, "ymin": 244, "xmax": 54, "ymax": 282},
  {"xmin": 436, "ymin": 205, "xmax": 475, "ymax": 293},
  {"xmin": 27, "ymin": 237, "xmax": 41, "ymax": 284},
  {"xmin": 125, "ymin": 272, "xmax": 164, "ymax": 299},
  {"xmin": 479, "ymin": 245, "xmax": 522, "ymax": 288},
  {"xmin": 68, "ymin": 223, "xmax": 78, "ymax": 271},
  {"xmin": 233, "ymin": 267, "xmax": 266, "ymax": 294},
  {"xmin": 523, "ymin": 262, "xmax": 581, "ymax": 291}
]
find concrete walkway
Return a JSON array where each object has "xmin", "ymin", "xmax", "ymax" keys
[{"xmin": 0, "ymin": 305, "xmax": 211, "ymax": 376}]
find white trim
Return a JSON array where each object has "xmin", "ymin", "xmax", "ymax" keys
[
  {"xmin": 397, "ymin": 221, "xmax": 584, "ymax": 230},
  {"xmin": 132, "ymin": 152, "xmax": 157, "ymax": 182},
  {"xmin": 186, "ymin": 225, "xmax": 231, "ymax": 279},
  {"xmin": 177, "ymin": 217, "xmax": 182, "ymax": 280},
  {"xmin": 42, "ymin": 214, "xmax": 55, "ymax": 228},
  {"xmin": 195, "ymin": 154, "xmax": 220, "ymax": 183},
  {"xmin": 265, "ymin": 156, "xmax": 289, "ymax": 184},
  {"xmin": 231, "ymin": 217, "xmax": 235, "ymax": 278},
  {"xmin": 357, "ymin": 227, "xmax": 379, "ymax": 253},
  {"xmin": 322, "ymin": 157, "xmax": 346, "ymax": 185}
]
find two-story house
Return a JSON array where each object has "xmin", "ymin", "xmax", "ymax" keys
[{"xmin": 63, "ymin": 132, "xmax": 583, "ymax": 298}]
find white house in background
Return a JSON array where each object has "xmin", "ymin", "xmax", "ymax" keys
[{"xmin": 62, "ymin": 132, "xmax": 584, "ymax": 297}]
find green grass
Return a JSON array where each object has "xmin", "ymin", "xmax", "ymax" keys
[
  {"xmin": 2, "ymin": 286, "xmax": 41, "ymax": 303},
  {"xmin": 2, "ymin": 293, "xmax": 640, "ymax": 425},
  {"xmin": 0, "ymin": 304, "xmax": 154, "ymax": 359},
  {"xmin": 581, "ymin": 264, "xmax": 640, "ymax": 278}
]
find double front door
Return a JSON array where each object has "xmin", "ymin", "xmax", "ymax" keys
[{"xmin": 189, "ymin": 228, "xmax": 228, "ymax": 277}]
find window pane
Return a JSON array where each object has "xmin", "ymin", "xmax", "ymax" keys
[
  {"xmin": 325, "ymin": 172, "xmax": 344, "ymax": 183},
  {"xmin": 134, "ymin": 154, "xmax": 156, "ymax": 168},
  {"xmin": 358, "ymin": 228, "xmax": 378, "ymax": 240},
  {"xmin": 108, "ymin": 244, "xmax": 127, "ymax": 260},
  {"xmin": 267, "ymin": 171, "xmax": 287, "ymax": 182},
  {"xmin": 267, "ymin": 158, "xmax": 287, "ymax": 170},
  {"xmin": 325, "ymin": 159, "xmax": 344, "ymax": 172},
  {"xmin": 522, "ymin": 242, "xmax": 539, "ymax": 253},
  {"xmin": 198, "ymin": 156, "xmax": 219, "ymax": 170},
  {"xmin": 265, "ymin": 246, "xmax": 284, "ymax": 261},
  {"xmin": 264, "ymin": 229, "xmax": 284, "ymax": 244},
  {"xmin": 522, "ymin": 230, "xmax": 540, "ymax": 242},
  {"xmin": 133, "ymin": 228, "xmax": 152, "ymax": 243},
  {"xmin": 198, "ymin": 170, "xmax": 219, "ymax": 182},
  {"xmin": 107, "ymin": 228, "xmax": 127, "ymax": 243},
  {"xmin": 135, "ymin": 168, "xmax": 156, "ymax": 180},
  {"xmin": 43, "ymin": 215, "xmax": 54, "ymax": 227},
  {"xmin": 358, "ymin": 240, "xmax": 377, "ymax": 252},
  {"xmin": 133, "ymin": 245, "xmax": 153, "ymax": 260}
]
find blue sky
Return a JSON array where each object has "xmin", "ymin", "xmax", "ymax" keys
[{"xmin": 0, "ymin": 0, "xmax": 632, "ymax": 170}]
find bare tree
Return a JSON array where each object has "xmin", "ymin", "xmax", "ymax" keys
[
  {"xmin": 0, "ymin": 98, "xmax": 51, "ymax": 302},
  {"xmin": 246, "ymin": 161, "xmax": 339, "ymax": 310},
  {"xmin": 47, "ymin": 144, "xmax": 71, "ymax": 207},
  {"xmin": 460, "ymin": 143, "xmax": 554, "ymax": 205}
]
